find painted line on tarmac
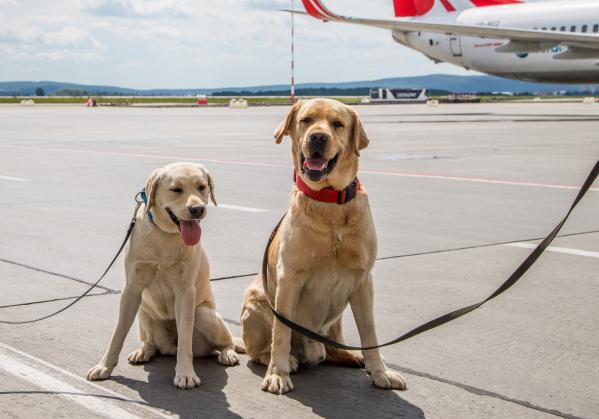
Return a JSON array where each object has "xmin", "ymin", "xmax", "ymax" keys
[
  {"xmin": 0, "ymin": 175, "xmax": 29, "ymax": 182},
  {"xmin": 376, "ymin": 117, "xmax": 599, "ymax": 124},
  {"xmin": 219, "ymin": 203, "xmax": 268, "ymax": 213},
  {"xmin": 0, "ymin": 342, "xmax": 171, "ymax": 419},
  {"xmin": 1, "ymin": 145, "xmax": 282, "ymax": 168},
  {"xmin": 504, "ymin": 242, "xmax": 599, "ymax": 258},
  {"xmin": 3, "ymin": 145, "xmax": 597, "ymax": 192},
  {"xmin": 360, "ymin": 169, "xmax": 599, "ymax": 192},
  {"xmin": 0, "ymin": 345, "xmax": 140, "ymax": 419}
]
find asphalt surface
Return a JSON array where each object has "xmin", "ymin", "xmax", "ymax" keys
[{"xmin": 0, "ymin": 102, "xmax": 597, "ymax": 419}]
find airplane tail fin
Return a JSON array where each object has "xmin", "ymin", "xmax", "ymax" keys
[
  {"xmin": 393, "ymin": 0, "xmax": 522, "ymax": 18},
  {"xmin": 300, "ymin": 0, "xmax": 343, "ymax": 21}
]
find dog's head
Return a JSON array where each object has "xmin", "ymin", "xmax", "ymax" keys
[
  {"xmin": 274, "ymin": 98, "xmax": 369, "ymax": 189},
  {"xmin": 144, "ymin": 162, "xmax": 216, "ymax": 246}
]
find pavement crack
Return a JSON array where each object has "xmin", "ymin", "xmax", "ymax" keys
[
  {"xmin": 223, "ymin": 317, "xmax": 241, "ymax": 326},
  {"xmin": 387, "ymin": 362, "xmax": 582, "ymax": 419},
  {"xmin": 0, "ymin": 258, "xmax": 119, "ymax": 293},
  {"xmin": 211, "ymin": 273, "xmax": 256, "ymax": 281},
  {"xmin": 0, "ymin": 292, "xmax": 114, "ymax": 310},
  {"xmin": 377, "ymin": 229, "xmax": 599, "ymax": 261}
]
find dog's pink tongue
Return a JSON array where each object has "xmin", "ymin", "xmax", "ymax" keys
[
  {"xmin": 180, "ymin": 220, "xmax": 201, "ymax": 246},
  {"xmin": 304, "ymin": 158, "xmax": 327, "ymax": 171}
]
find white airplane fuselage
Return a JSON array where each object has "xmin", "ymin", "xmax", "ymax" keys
[{"xmin": 393, "ymin": 1, "xmax": 599, "ymax": 83}]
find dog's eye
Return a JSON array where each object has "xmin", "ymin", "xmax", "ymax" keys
[
  {"xmin": 198, "ymin": 185, "xmax": 206, "ymax": 192},
  {"xmin": 333, "ymin": 121, "xmax": 344, "ymax": 129},
  {"xmin": 300, "ymin": 117, "xmax": 312, "ymax": 124},
  {"xmin": 170, "ymin": 187, "xmax": 183, "ymax": 193}
]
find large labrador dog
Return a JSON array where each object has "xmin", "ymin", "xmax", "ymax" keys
[
  {"xmin": 241, "ymin": 98, "xmax": 407, "ymax": 394},
  {"xmin": 87, "ymin": 162, "xmax": 239, "ymax": 389}
]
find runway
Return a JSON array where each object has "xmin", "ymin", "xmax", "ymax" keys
[{"xmin": 0, "ymin": 102, "xmax": 597, "ymax": 418}]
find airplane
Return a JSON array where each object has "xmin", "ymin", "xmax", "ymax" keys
[{"xmin": 295, "ymin": 0, "xmax": 599, "ymax": 83}]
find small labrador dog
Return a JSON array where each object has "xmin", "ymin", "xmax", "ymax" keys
[
  {"xmin": 241, "ymin": 98, "xmax": 407, "ymax": 394},
  {"xmin": 87, "ymin": 162, "xmax": 239, "ymax": 389}
]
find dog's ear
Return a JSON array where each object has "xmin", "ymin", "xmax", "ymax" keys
[
  {"xmin": 144, "ymin": 168, "xmax": 163, "ymax": 214},
  {"xmin": 349, "ymin": 107, "xmax": 369, "ymax": 156},
  {"xmin": 196, "ymin": 164, "xmax": 217, "ymax": 206},
  {"xmin": 207, "ymin": 172, "xmax": 217, "ymax": 206},
  {"xmin": 274, "ymin": 100, "xmax": 302, "ymax": 144}
]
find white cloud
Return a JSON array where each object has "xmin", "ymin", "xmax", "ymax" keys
[
  {"xmin": 0, "ymin": 0, "xmax": 471, "ymax": 88},
  {"xmin": 30, "ymin": 50, "xmax": 104, "ymax": 62},
  {"xmin": 84, "ymin": 0, "xmax": 192, "ymax": 18},
  {"xmin": 0, "ymin": 22, "xmax": 103, "ymax": 49},
  {"xmin": 45, "ymin": 27, "xmax": 104, "ymax": 49},
  {"xmin": 0, "ymin": 17, "xmax": 105, "ymax": 66}
]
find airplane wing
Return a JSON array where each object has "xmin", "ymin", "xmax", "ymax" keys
[{"xmin": 293, "ymin": 0, "xmax": 599, "ymax": 55}]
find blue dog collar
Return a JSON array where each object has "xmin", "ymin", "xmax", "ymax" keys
[{"xmin": 140, "ymin": 188, "xmax": 155, "ymax": 224}]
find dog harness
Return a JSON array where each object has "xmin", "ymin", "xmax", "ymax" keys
[{"xmin": 293, "ymin": 170, "xmax": 361, "ymax": 204}]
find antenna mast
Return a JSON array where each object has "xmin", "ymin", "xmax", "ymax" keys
[{"xmin": 290, "ymin": 0, "xmax": 296, "ymax": 103}]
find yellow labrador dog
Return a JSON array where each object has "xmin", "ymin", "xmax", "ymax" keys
[
  {"xmin": 87, "ymin": 162, "xmax": 239, "ymax": 389},
  {"xmin": 241, "ymin": 99, "xmax": 407, "ymax": 394}
]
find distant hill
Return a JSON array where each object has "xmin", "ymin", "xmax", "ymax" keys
[{"xmin": 0, "ymin": 75, "xmax": 596, "ymax": 96}]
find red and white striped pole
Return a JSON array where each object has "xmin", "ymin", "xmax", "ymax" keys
[{"xmin": 290, "ymin": 0, "xmax": 296, "ymax": 104}]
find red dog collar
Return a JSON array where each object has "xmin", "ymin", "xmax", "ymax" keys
[{"xmin": 294, "ymin": 171, "xmax": 361, "ymax": 204}]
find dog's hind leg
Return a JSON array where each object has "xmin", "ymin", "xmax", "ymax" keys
[
  {"xmin": 241, "ymin": 301, "xmax": 299, "ymax": 373},
  {"xmin": 194, "ymin": 304, "xmax": 240, "ymax": 366},
  {"xmin": 324, "ymin": 319, "xmax": 365, "ymax": 368},
  {"xmin": 128, "ymin": 309, "xmax": 156, "ymax": 364},
  {"xmin": 128, "ymin": 310, "xmax": 175, "ymax": 364},
  {"xmin": 153, "ymin": 320, "xmax": 177, "ymax": 355},
  {"xmin": 297, "ymin": 334, "xmax": 326, "ymax": 366},
  {"xmin": 241, "ymin": 302, "xmax": 273, "ymax": 365}
]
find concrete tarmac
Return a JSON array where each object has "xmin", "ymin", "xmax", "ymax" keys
[{"xmin": 0, "ymin": 102, "xmax": 598, "ymax": 418}]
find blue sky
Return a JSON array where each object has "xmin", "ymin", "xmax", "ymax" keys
[{"xmin": 0, "ymin": 0, "xmax": 472, "ymax": 89}]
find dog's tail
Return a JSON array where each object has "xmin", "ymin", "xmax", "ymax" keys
[{"xmin": 233, "ymin": 336, "xmax": 247, "ymax": 354}]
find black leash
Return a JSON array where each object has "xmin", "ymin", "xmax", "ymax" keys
[
  {"xmin": 0, "ymin": 195, "xmax": 143, "ymax": 325},
  {"xmin": 261, "ymin": 160, "xmax": 599, "ymax": 350}
]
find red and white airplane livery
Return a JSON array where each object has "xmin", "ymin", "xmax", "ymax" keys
[{"xmin": 297, "ymin": 0, "xmax": 599, "ymax": 83}]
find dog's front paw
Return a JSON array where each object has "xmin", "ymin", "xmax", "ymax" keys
[
  {"xmin": 218, "ymin": 349, "xmax": 240, "ymax": 366},
  {"xmin": 371, "ymin": 369, "xmax": 407, "ymax": 390},
  {"xmin": 86, "ymin": 364, "xmax": 113, "ymax": 381},
  {"xmin": 261, "ymin": 373, "xmax": 294, "ymax": 394},
  {"xmin": 174, "ymin": 370, "xmax": 201, "ymax": 389}
]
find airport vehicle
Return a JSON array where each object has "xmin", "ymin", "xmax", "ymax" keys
[
  {"xmin": 297, "ymin": 0, "xmax": 599, "ymax": 83},
  {"xmin": 197, "ymin": 95, "xmax": 208, "ymax": 105},
  {"xmin": 370, "ymin": 87, "xmax": 429, "ymax": 102}
]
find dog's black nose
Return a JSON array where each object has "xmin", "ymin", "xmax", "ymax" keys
[
  {"xmin": 309, "ymin": 132, "xmax": 329, "ymax": 152},
  {"xmin": 188, "ymin": 205, "xmax": 205, "ymax": 218},
  {"xmin": 310, "ymin": 132, "xmax": 329, "ymax": 144}
]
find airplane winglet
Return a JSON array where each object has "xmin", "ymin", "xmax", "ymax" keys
[{"xmin": 300, "ymin": 0, "xmax": 343, "ymax": 22}]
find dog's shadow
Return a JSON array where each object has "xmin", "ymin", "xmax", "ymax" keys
[
  {"xmin": 113, "ymin": 355, "xmax": 242, "ymax": 419},
  {"xmin": 111, "ymin": 355, "xmax": 425, "ymax": 419},
  {"xmin": 247, "ymin": 362, "xmax": 425, "ymax": 419}
]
